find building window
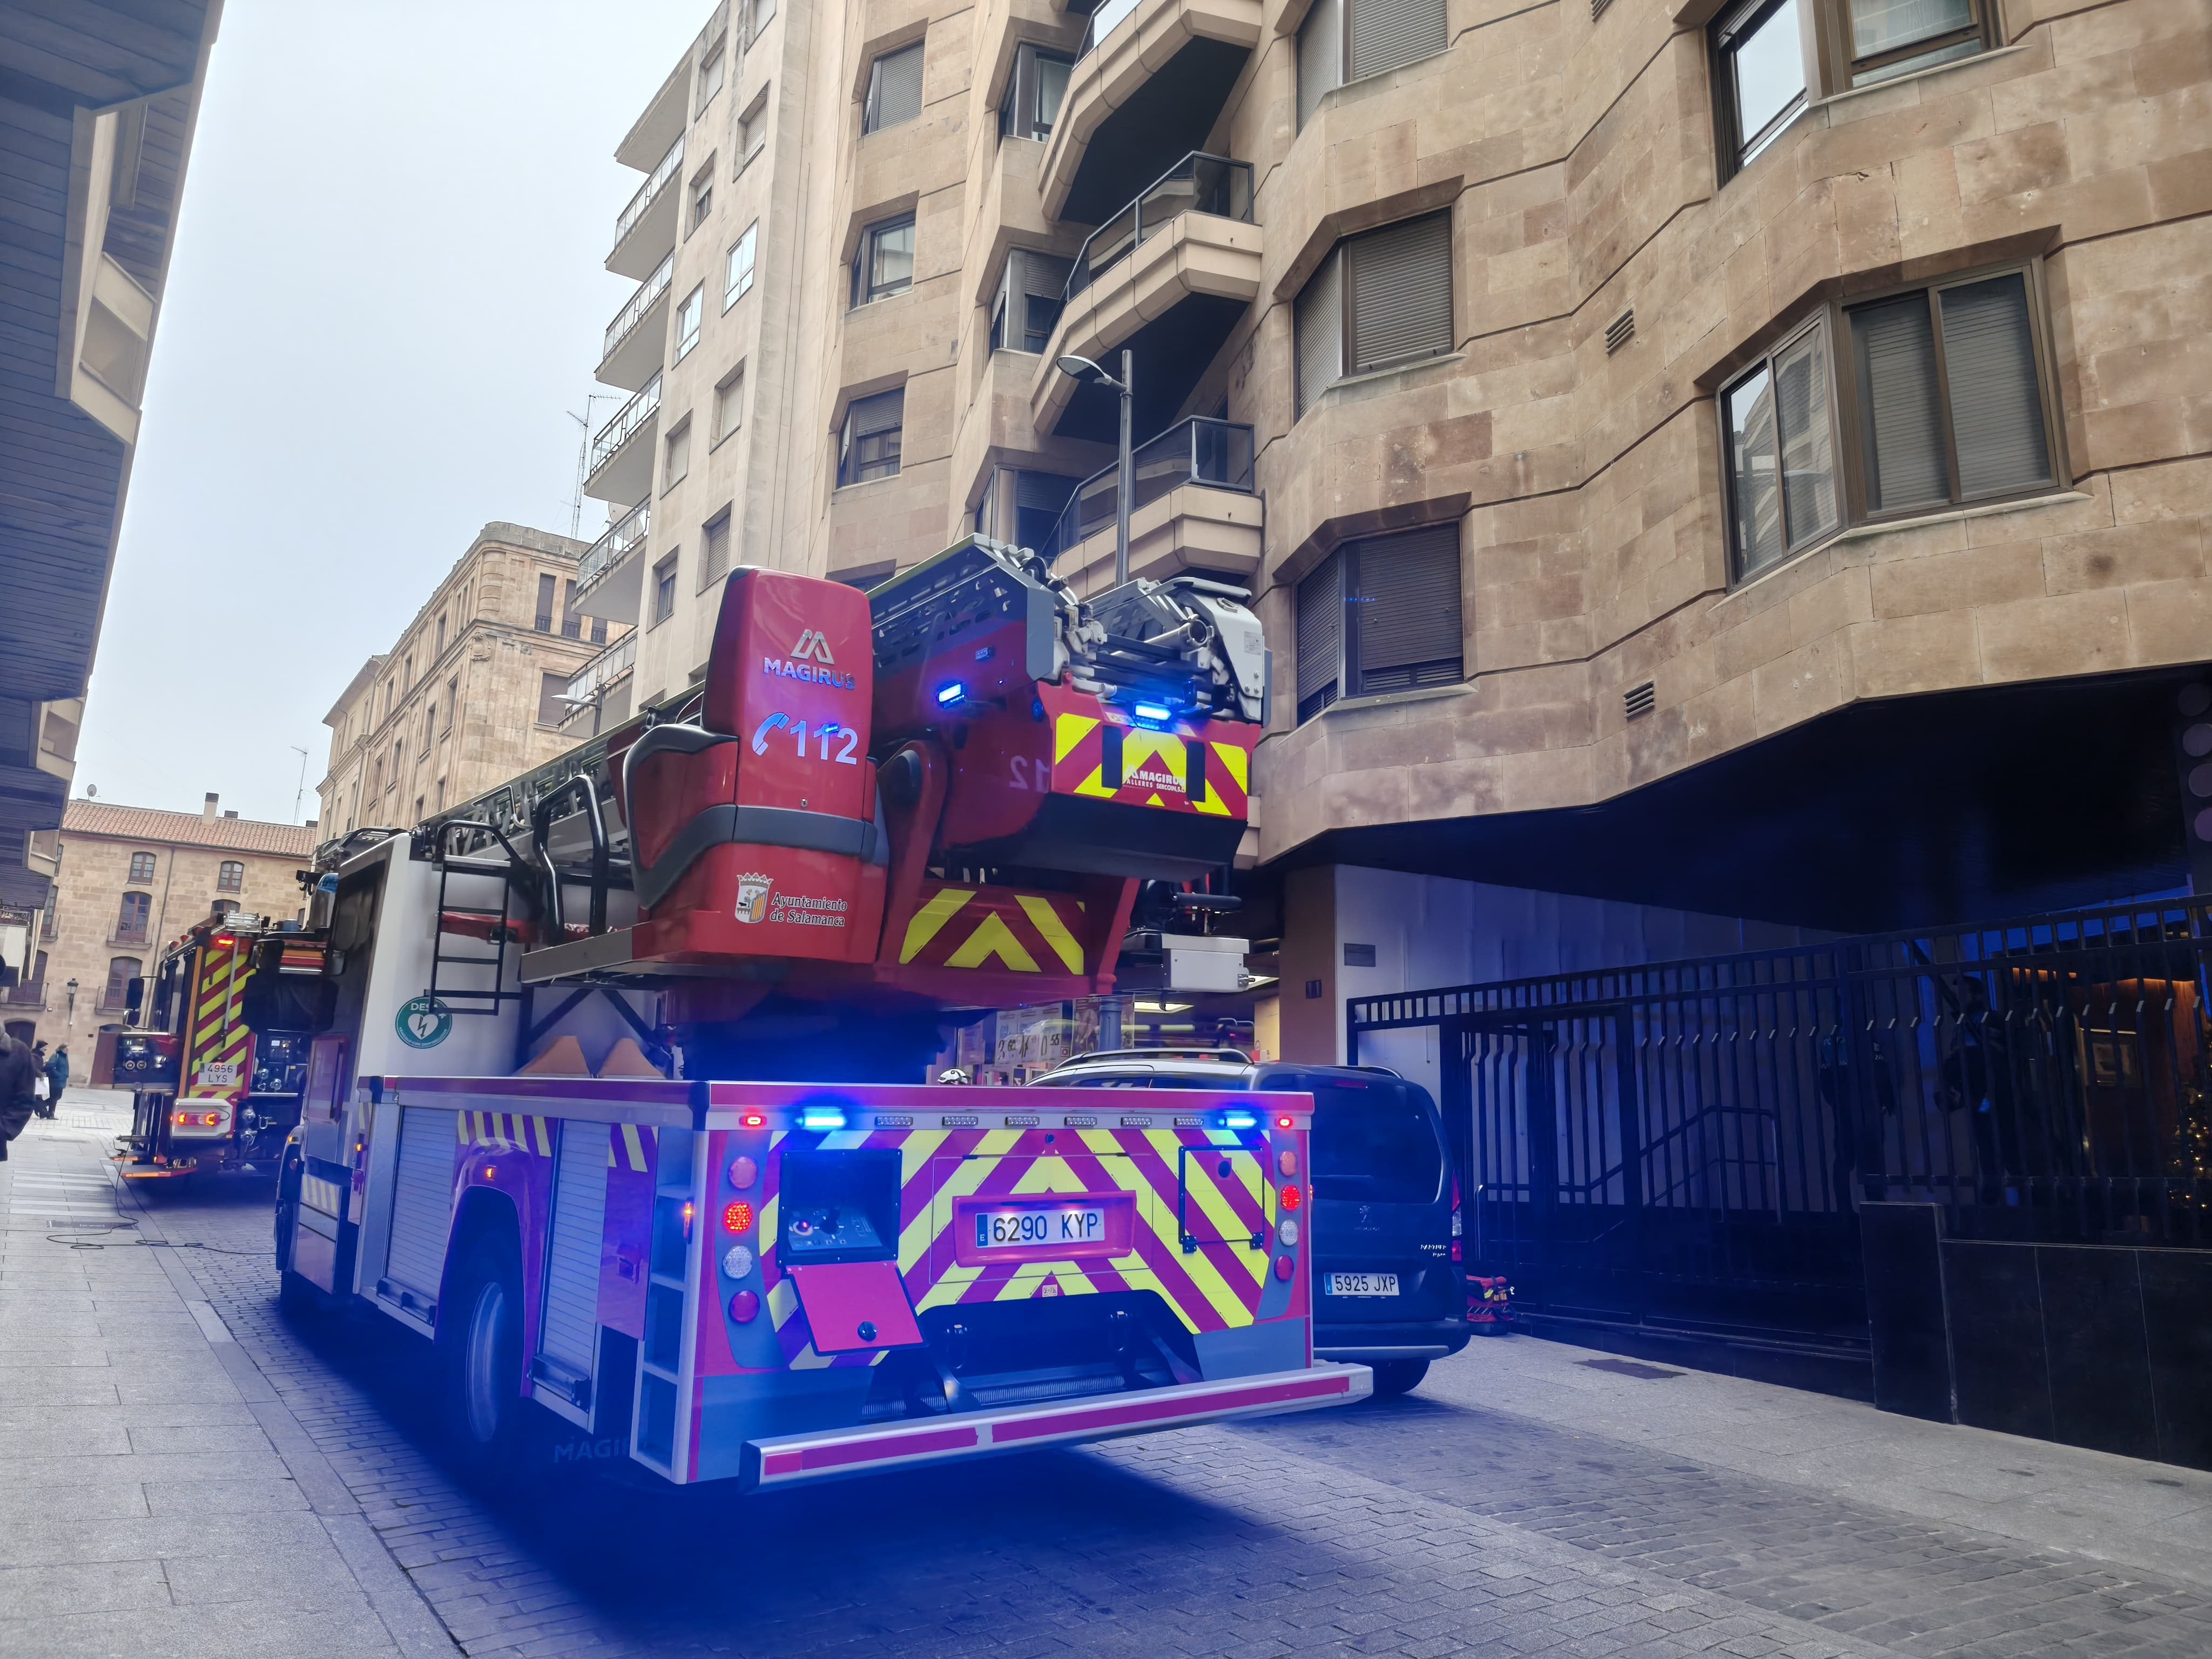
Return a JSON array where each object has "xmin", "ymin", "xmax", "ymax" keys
[
  {"xmin": 863, "ymin": 42, "xmax": 925, "ymax": 133},
  {"xmin": 444, "ymin": 676, "xmax": 457, "ymax": 732},
  {"xmin": 213, "ymin": 898, "xmax": 239, "ymax": 919},
  {"xmin": 217, "ymin": 860, "xmax": 244, "ymax": 893},
  {"xmin": 688, "ymin": 161, "xmax": 714, "ymax": 235},
  {"xmin": 127, "ymin": 851, "xmax": 156, "ymax": 883},
  {"xmin": 652, "ymin": 555, "xmax": 679, "ymax": 625},
  {"xmin": 663, "ymin": 418, "xmax": 693, "ymax": 492},
  {"xmin": 1293, "ymin": 211, "xmax": 1455, "ymax": 417},
  {"xmin": 838, "ymin": 388, "xmax": 904, "ymax": 486},
  {"xmin": 102, "ymin": 956, "xmax": 141, "ymax": 1011},
  {"xmin": 437, "ymin": 778, "xmax": 448, "ymax": 811},
  {"xmin": 852, "ymin": 215, "xmax": 915, "ymax": 308},
  {"xmin": 1295, "ymin": 524, "xmax": 1464, "ymax": 722},
  {"xmin": 675, "ymin": 284, "xmax": 703, "ymax": 360},
  {"xmin": 422, "ymin": 703, "xmax": 436, "ymax": 750},
  {"xmin": 1297, "ymin": 0, "xmax": 1449, "ymax": 127},
  {"xmin": 435, "ymin": 614, "xmax": 446, "ymax": 655},
  {"xmin": 1711, "ymin": 0, "xmax": 1808, "ymax": 174},
  {"xmin": 724, "ymin": 224, "xmax": 758, "ymax": 311},
  {"xmin": 999, "ymin": 43, "xmax": 1071, "ymax": 141},
  {"xmin": 697, "ymin": 36, "xmax": 725, "ymax": 112},
  {"xmin": 1721, "ymin": 265, "xmax": 2059, "ymax": 584},
  {"xmin": 714, "ymin": 367, "xmax": 746, "ymax": 443},
  {"xmin": 747, "ymin": 0, "xmax": 775, "ymax": 45},
  {"xmin": 700, "ymin": 509, "xmax": 734, "ymax": 590},
  {"xmin": 989, "ymin": 248, "xmax": 1070, "ymax": 353},
  {"xmin": 738, "ymin": 87, "xmax": 770, "ymax": 167},
  {"xmin": 536, "ymin": 672, "xmax": 568, "ymax": 727},
  {"xmin": 561, "ymin": 578, "xmax": 584, "ymax": 639},
  {"xmin": 402, "ymin": 652, "xmax": 413, "ymax": 685},
  {"xmin": 535, "ymin": 572, "xmax": 556, "ymax": 632},
  {"xmin": 116, "ymin": 891, "xmax": 151, "ymax": 942}
]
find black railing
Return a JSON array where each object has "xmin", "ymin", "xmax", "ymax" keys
[
  {"xmin": 1043, "ymin": 417, "xmax": 1254, "ymax": 567},
  {"xmin": 1349, "ymin": 896, "xmax": 2212, "ymax": 1343},
  {"xmin": 1064, "ymin": 152, "xmax": 1253, "ymax": 304}
]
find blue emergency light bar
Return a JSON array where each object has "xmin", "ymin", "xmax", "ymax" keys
[
  {"xmin": 1220, "ymin": 1109, "xmax": 1259, "ymax": 1130},
  {"xmin": 801, "ymin": 1108, "xmax": 849, "ymax": 1131},
  {"xmin": 935, "ymin": 682, "xmax": 966, "ymax": 706},
  {"xmin": 1132, "ymin": 700, "xmax": 1174, "ymax": 725}
]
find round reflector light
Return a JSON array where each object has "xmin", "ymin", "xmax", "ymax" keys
[
  {"xmin": 729, "ymin": 1290, "xmax": 760, "ymax": 1323},
  {"xmin": 721, "ymin": 1244, "xmax": 754, "ymax": 1279},
  {"xmin": 1273, "ymin": 1255, "xmax": 1294, "ymax": 1281},
  {"xmin": 1277, "ymin": 1217, "xmax": 1299, "ymax": 1248},
  {"xmin": 1277, "ymin": 1148, "xmax": 1298, "ymax": 1177},
  {"xmin": 729, "ymin": 1155, "xmax": 758, "ymax": 1188}
]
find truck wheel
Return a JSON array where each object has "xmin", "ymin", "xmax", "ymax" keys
[
  {"xmin": 442, "ymin": 1238, "xmax": 524, "ymax": 1456},
  {"xmin": 1371, "ymin": 1359, "xmax": 1429, "ymax": 1398}
]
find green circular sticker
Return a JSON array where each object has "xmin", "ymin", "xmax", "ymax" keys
[{"xmin": 395, "ymin": 995, "xmax": 453, "ymax": 1049}]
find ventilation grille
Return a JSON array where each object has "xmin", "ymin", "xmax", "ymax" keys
[
  {"xmin": 1605, "ymin": 309, "xmax": 1635, "ymax": 354},
  {"xmin": 1624, "ymin": 681, "xmax": 1656, "ymax": 720}
]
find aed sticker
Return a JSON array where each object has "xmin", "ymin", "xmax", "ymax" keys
[{"xmin": 395, "ymin": 994, "xmax": 454, "ymax": 1049}]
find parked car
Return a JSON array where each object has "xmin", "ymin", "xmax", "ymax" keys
[{"xmin": 1033, "ymin": 1048, "xmax": 1465, "ymax": 1395}]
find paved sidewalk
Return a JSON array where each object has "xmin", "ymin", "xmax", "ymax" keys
[{"xmin": 0, "ymin": 1097, "xmax": 451, "ymax": 1658}]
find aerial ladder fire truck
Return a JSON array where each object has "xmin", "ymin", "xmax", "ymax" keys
[{"xmin": 271, "ymin": 538, "xmax": 1367, "ymax": 1490}]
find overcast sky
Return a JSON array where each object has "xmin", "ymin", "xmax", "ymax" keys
[{"xmin": 73, "ymin": 1, "xmax": 708, "ymax": 826}]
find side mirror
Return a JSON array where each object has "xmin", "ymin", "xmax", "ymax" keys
[{"xmin": 125, "ymin": 977, "xmax": 146, "ymax": 1022}]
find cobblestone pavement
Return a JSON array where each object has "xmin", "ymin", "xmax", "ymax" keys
[{"xmin": 19, "ymin": 1097, "xmax": 2212, "ymax": 1659}]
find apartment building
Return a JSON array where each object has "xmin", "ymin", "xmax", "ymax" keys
[
  {"xmin": 574, "ymin": 0, "xmax": 2212, "ymax": 1059},
  {"xmin": 3, "ymin": 795, "xmax": 315, "ymax": 1050},
  {"xmin": 317, "ymin": 524, "xmax": 616, "ymax": 835}
]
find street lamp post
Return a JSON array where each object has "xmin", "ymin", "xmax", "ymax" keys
[{"xmin": 1053, "ymin": 349, "xmax": 1135, "ymax": 587}]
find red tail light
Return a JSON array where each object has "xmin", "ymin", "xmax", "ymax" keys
[
  {"xmin": 1279, "ymin": 1184, "xmax": 1301, "ymax": 1212},
  {"xmin": 723, "ymin": 1201, "xmax": 754, "ymax": 1234}
]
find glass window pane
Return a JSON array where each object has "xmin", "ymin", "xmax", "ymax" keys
[
  {"xmin": 1725, "ymin": 365, "xmax": 1786, "ymax": 577},
  {"xmin": 871, "ymin": 221, "xmax": 913, "ymax": 296},
  {"xmin": 1938, "ymin": 273, "xmax": 2052, "ymax": 498},
  {"xmin": 1849, "ymin": 0, "xmax": 1972, "ymax": 58},
  {"xmin": 1853, "ymin": 35, "xmax": 1980, "ymax": 84},
  {"xmin": 1036, "ymin": 57, "xmax": 1069, "ymax": 133},
  {"xmin": 1851, "ymin": 294, "xmax": 1951, "ymax": 512},
  {"xmin": 1730, "ymin": 0, "xmax": 1806, "ymax": 158},
  {"xmin": 1772, "ymin": 329, "xmax": 1839, "ymax": 547}
]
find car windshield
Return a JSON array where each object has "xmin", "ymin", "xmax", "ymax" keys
[{"xmin": 1270, "ymin": 1074, "xmax": 1444, "ymax": 1203}]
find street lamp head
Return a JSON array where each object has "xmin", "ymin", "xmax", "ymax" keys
[{"xmin": 1055, "ymin": 354, "xmax": 1121, "ymax": 390}]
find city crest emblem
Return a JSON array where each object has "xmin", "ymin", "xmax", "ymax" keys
[{"xmin": 734, "ymin": 872, "xmax": 773, "ymax": 924}]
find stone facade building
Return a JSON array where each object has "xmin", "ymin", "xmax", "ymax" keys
[
  {"xmin": 3, "ymin": 796, "xmax": 317, "ymax": 1050},
  {"xmin": 316, "ymin": 524, "xmax": 626, "ymax": 835},
  {"xmin": 564, "ymin": 0, "xmax": 2210, "ymax": 1058}
]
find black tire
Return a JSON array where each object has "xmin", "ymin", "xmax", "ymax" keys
[
  {"xmin": 1371, "ymin": 1358, "xmax": 1429, "ymax": 1398},
  {"xmin": 440, "ymin": 1236, "xmax": 525, "ymax": 1459}
]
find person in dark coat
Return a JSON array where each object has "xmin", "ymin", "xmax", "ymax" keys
[
  {"xmin": 0, "ymin": 1033, "xmax": 38, "ymax": 1159},
  {"xmin": 43, "ymin": 1043, "xmax": 68, "ymax": 1118}
]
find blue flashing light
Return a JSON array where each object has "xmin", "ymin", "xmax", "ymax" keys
[
  {"xmin": 935, "ymin": 682, "xmax": 967, "ymax": 707},
  {"xmin": 1220, "ymin": 1109, "xmax": 1259, "ymax": 1131},
  {"xmin": 1132, "ymin": 700, "xmax": 1174, "ymax": 726},
  {"xmin": 800, "ymin": 1108, "xmax": 849, "ymax": 1131}
]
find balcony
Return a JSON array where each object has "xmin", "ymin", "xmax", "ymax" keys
[
  {"xmin": 615, "ymin": 56, "xmax": 689, "ymax": 171},
  {"xmin": 598, "ymin": 254, "xmax": 672, "ymax": 392},
  {"xmin": 573, "ymin": 498, "xmax": 650, "ymax": 624},
  {"xmin": 1039, "ymin": 0, "xmax": 1262, "ymax": 225},
  {"xmin": 1043, "ymin": 417, "xmax": 1261, "ymax": 595},
  {"xmin": 584, "ymin": 375, "xmax": 660, "ymax": 503},
  {"xmin": 1032, "ymin": 155, "xmax": 1260, "ymax": 441},
  {"xmin": 559, "ymin": 635, "xmax": 638, "ymax": 732},
  {"xmin": 608, "ymin": 135, "xmax": 684, "ymax": 279}
]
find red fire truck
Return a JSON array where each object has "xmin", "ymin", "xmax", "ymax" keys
[{"xmin": 276, "ymin": 539, "xmax": 1366, "ymax": 1488}]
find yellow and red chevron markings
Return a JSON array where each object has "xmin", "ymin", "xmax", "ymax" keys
[
  {"xmin": 183, "ymin": 939, "xmax": 252, "ymax": 1104},
  {"xmin": 460, "ymin": 1111, "xmax": 555, "ymax": 1157},
  {"xmin": 757, "ymin": 1125, "xmax": 1275, "ymax": 1371},
  {"xmin": 1042, "ymin": 690, "xmax": 1254, "ymax": 821},
  {"xmin": 897, "ymin": 885, "xmax": 1088, "ymax": 975}
]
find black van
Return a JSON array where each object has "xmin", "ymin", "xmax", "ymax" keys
[{"xmin": 1032, "ymin": 1050, "xmax": 1466, "ymax": 1394}]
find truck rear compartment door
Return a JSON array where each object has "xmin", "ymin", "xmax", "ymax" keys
[
  {"xmin": 380, "ymin": 1107, "xmax": 456, "ymax": 1320},
  {"xmin": 535, "ymin": 1120, "xmax": 608, "ymax": 1411}
]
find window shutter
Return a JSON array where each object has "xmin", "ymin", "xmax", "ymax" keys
[
  {"xmin": 1938, "ymin": 273, "xmax": 2052, "ymax": 499},
  {"xmin": 851, "ymin": 387, "xmax": 903, "ymax": 437},
  {"xmin": 702, "ymin": 514, "xmax": 732, "ymax": 586},
  {"xmin": 1850, "ymin": 294, "xmax": 1950, "ymax": 513},
  {"xmin": 1295, "ymin": 248, "xmax": 1344, "ymax": 417},
  {"xmin": 1296, "ymin": 552, "xmax": 1344, "ymax": 721},
  {"xmin": 1297, "ymin": 0, "xmax": 1342, "ymax": 127},
  {"xmin": 1350, "ymin": 524, "xmax": 1462, "ymax": 694},
  {"xmin": 1348, "ymin": 0, "xmax": 1448, "ymax": 80},
  {"xmin": 1349, "ymin": 212, "xmax": 1453, "ymax": 373},
  {"xmin": 867, "ymin": 43, "xmax": 924, "ymax": 132},
  {"xmin": 1019, "ymin": 249, "xmax": 1071, "ymax": 305}
]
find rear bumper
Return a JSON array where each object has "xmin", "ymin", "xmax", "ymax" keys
[
  {"xmin": 1315, "ymin": 1318, "xmax": 1471, "ymax": 1363},
  {"xmin": 741, "ymin": 1363, "xmax": 1371, "ymax": 1491}
]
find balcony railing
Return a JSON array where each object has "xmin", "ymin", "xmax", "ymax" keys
[
  {"xmin": 588, "ymin": 375, "xmax": 661, "ymax": 480},
  {"xmin": 1076, "ymin": 0, "xmax": 1142, "ymax": 60},
  {"xmin": 612, "ymin": 134, "xmax": 684, "ymax": 251},
  {"xmin": 577, "ymin": 498, "xmax": 650, "ymax": 595},
  {"xmin": 1064, "ymin": 153, "xmax": 1254, "ymax": 303},
  {"xmin": 1044, "ymin": 417, "xmax": 1255, "ymax": 565},
  {"xmin": 603, "ymin": 253, "xmax": 673, "ymax": 363},
  {"xmin": 564, "ymin": 634, "xmax": 637, "ymax": 706}
]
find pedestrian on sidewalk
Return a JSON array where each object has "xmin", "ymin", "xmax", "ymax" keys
[
  {"xmin": 43, "ymin": 1042, "xmax": 68, "ymax": 1117},
  {"xmin": 0, "ymin": 1030, "xmax": 38, "ymax": 1159}
]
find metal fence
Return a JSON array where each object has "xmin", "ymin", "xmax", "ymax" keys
[
  {"xmin": 1349, "ymin": 898, "xmax": 2212, "ymax": 1345},
  {"xmin": 1044, "ymin": 417, "xmax": 1254, "ymax": 567},
  {"xmin": 1064, "ymin": 153, "xmax": 1254, "ymax": 303}
]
